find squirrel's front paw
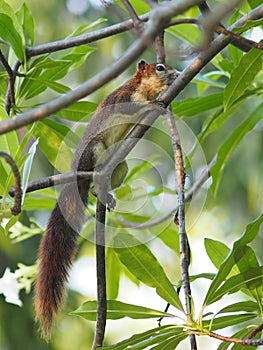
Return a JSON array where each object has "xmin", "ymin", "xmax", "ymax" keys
[{"xmin": 107, "ymin": 193, "xmax": 116, "ymax": 211}]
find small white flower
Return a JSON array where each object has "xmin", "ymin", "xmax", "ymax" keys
[{"xmin": 0, "ymin": 267, "xmax": 23, "ymax": 307}]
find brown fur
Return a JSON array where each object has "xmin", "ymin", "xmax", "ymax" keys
[{"xmin": 34, "ymin": 60, "xmax": 178, "ymax": 341}]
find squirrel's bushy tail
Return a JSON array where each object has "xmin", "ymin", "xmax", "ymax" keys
[{"xmin": 35, "ymin": 180, "xmax": 90, "ymax": 341}]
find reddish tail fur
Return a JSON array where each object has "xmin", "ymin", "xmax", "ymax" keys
[{"xmin": 35, "ymin": 180, "xmax": 90, "ymax": 341}]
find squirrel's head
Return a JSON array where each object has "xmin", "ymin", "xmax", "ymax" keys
[
  {"xmin": 137, "ymin": 59, "xmax": 178, "ymax": 86},
  {"xmin": 133, "ymin": 59, "xmax": 178, "ymax": 101}
]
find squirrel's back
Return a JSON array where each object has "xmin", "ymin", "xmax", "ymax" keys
[{"xmin": 34, "ymin": 60, "xmax": 177, "ymax": 341}]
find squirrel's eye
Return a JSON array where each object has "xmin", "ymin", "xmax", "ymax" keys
[{"xmin": 156, "ymin": 64, "xmax": 166, "ymax": 72}]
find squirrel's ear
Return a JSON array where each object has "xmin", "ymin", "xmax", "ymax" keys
[{"xmin": 137, "ymin": 59, "xmax": 147, "ymax": 70}]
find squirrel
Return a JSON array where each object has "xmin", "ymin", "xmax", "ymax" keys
[{"xmin": 34, "ymin": 59, "xmax": 178, "ymax": 341}]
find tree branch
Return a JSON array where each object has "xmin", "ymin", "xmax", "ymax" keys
[
  {"xmin": 0, "ymin": 50, "xmax": 16, "ymax": 114},
  {"xmin": 166, "ymin": 110, "xmax": 197, "ymax": 349},
  {"xmin": 122, "ymin": 0, "xmax": 145, "ymax": 34},
  {"xmin": 0, "ymin": 152, "xmax": 22, "ymax": 215},
  {"xmin": 8, "ymin": 170, "xmax": 93, "ymax": 197}
]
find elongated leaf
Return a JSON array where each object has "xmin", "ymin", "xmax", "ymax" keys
[
  {"xmin": 0, "ymin": 106, "xmax": 19, "ymax": 194},
  {"xmin": 21, "ymin": 138, "xmax": 39, "ymax": 205},
  {"xmin": 218, "ymin": 301, "xmax": 260, "ymax": 315},
  {"xmin": 106, "ymin": 248, "xmax": 121, "ymax": 300},
  {"xmin": 205, "ymin": 238, "xmax": 230, "ymax": 269},
  {"xmin": 25, "ymin": 61, "xmax": 72, "ymax": 99},
  {"xmin": 204, "ymin": 314, "xmax": 256, "ymax": 331},
  {"xmin": 113, "ymin": 232, "xmax": 183, "ymax": 311},
  {"xmin": 54, "ymin": 101, "xmax": 97, "ymax": 121},
  {"xmin": 61, "ymin": 45, "xmax": 95, "ymax": 69},
  {"xmin": 68, "ymin": 18, "xmax": 107, "ymax": 37},
  {"xmin": 33, "ymin": 121, "xmax": 73, "ymax": 173},
  {"xmin": 204, "ymin": 214, "xmax": 263, "ymax": 306},
  {"xmin": 199, "ymin": 95, "xmax": 247, "ymax": 144},
  {"xmin": 211, "ymin": 103, "xmax": 263, "ymax": 194},
  {"xmin": 31, "ymin": 78, "xmax": 70, "ymax": 94},
  {"xmin": 224, "ymin": 48, "xmax": 263, "ymax": 109},
  {"xmin": 100, "ymin": 325, "xmax": 186, "ymax": 350},
  {"xmin": 16, "ymin": 2, "xmax": 35, "ymax": 45},
  {"xmin": 234, "ymin": 246, "xmax": 262, "ymax": 302},
  {"xmin": 72, "ymin": 300, "xmax": 174, "ymax": 321},
  {"xmin": 0, "ymin": 106, "xmax": 19, "ymax": 156},
  {"xmin": 23, "ymin": 194, "xmax": 56, "ymax": 211},
  {"xmin": 207, "ymin": 267, "xmax": 263, "ymax": 305},
  {"xmin": 167, "ymin": 22, "xmax": 201, "ymax": 45},
  {"xmin": 172, "ymin": 93, "xmax": 223, "ymax": 117},
  {"xmin": 0, "ymin": 13, "xmax": 24, "ymax": 61},
  {"xmin": 232, "ymin": 18, "xmax": 263, "ymax": 32}
]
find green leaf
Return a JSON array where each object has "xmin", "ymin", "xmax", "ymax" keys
[
  {"xmin": 204, "ymin": 314, "xmax": 256, "ymax": 331},
  {"xmin": 211, "ymin": 103, "xmax": 263, "ymax": 194},
  {"xmin": 68, "ymin": 18, "xmax": 107, "ymax": 37},
  {"xmin": 31, "ymin": 78, "xmax": 70, "ymax": 94},
  {"xmin": 234, "ymin": 246, "xmax": 262, "ymax": 301},
  {"xmin": 207, "ymin": 267, "xmax": 263, "ymax": 305},
  {"xmin": 60, "ymin": 45, "xmax": 96, "ymax": 69},
  {"xmin": 113, "ymin": 232, "xmax": 183, "ymax": 311},
  {"xmin": 72, "ymin": 300, "xmax": 174, "ymax": 321},
  {"xmin": 204, "ymin": 214, "xmax": 263, "ymax": 306},
  {"xmin": 33, "ymin": 121, "xmax": 73, "ymax": 173},
  {"xmin": 0, "ymin": 106, "xmax": 19, "ymax": 195},
  {"xmin": 224, "ymin": 48, "xmax": 263, "ymax": 109},
  {"xmin": 100, "ymin": 325, "xmax": 186, "ymax": 350},
  {"xmin": 218, "ymin": 301, "xmax": 260, "ymax": 314},
  {"xmin": 232, "ymin": 18, "xmax": 263, "ymax": 32},
  {"xmin": 172, "ymin": 93, "xmax": 223, "ymax": 117},
  {"xmin": 23, "ymin": 193, "xmax": 56, "ymax": 211},
  {"xmin": 106, "ymin": 249, "xmax": 121, "ymax": 300},
  {"xmin": 198, "ymin": 95, "xmax": 248, "ymax": 144},
  {"xmin": 54, "ymin": 101, "xmax": 97, "ymax": 121},
  {"xmin": 21, "ymin": 138, "xmax": 39, "ymax": 205},
  {"xmin": 124, "ymin": 156, "xmax": 160, "ymax": 183},
  {"xmin": 0, "ymin": 13, "xmax": 24, "ymax": 61},
  {"xmin": 25, "ymin": 60, "xmax": 72, "ymax": 99},
  {"xmin": 205, "ymin": 238, "xmax": 230, "ymax": 269},
  {"xmin": 0, "ymin": 106, "xmax": 19, "ymax": 156},
  {"xmin": 167, "ymin": 21, "xmax": 201, "ymax": 45},
  {"xmin": 16, "ymin": 2, "xmax": 35, "ymax": 45}
]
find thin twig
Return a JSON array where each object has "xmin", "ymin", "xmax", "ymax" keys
[
  {"xmin": 166, "ymin": 110, "xmax": 197, "ymax": 349},
  {"xmin": 155, "ymin": 31, "xmax": 166, "ymax": 64},
  {"xmin": 122, "ymin": 0, "xmax": 144, "ymax": 34},
  {"xmin": 5, "ymin": 60, "xmax": 21, "ymax": 115},
  {"xmin": 8, "ymin": 170, "xmax": 93, "ymax": 197},
  {"xmin": 0, "ymin": 50, "xmax": 16, "ymax": 114},
  {"xmin": 209, "ymin": 330, "xmax": 263, "ymax": 346},
  {"xmin": 0, "ymin": 152, "xmax": 22, "ymax": 215},
  {"xmin": 247, "ymin": 324, "xmax": 263, "ymax": 339}
]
